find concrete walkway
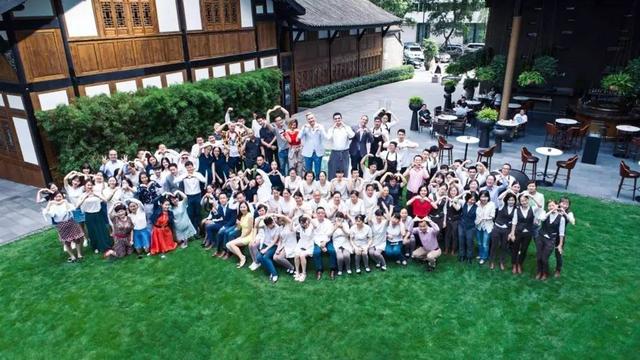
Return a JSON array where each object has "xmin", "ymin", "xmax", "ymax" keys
[
  {"xmin": 0, "ymin": 179, "xmax": 49, "ymax": 245},
  {"xmin": 295, "ymin": 69, "xmax": 640, "ymax": 205}
]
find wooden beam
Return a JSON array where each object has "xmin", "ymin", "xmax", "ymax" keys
[
  {"xmin": 294, "ymin": 30, "xmax": 303, "ymax": 43},
  {"xmin": 382, "ymin": 25, "xmax": 391, "ymax": 37},
  {"xmin": 175, "ymin": 0, "xmax": 192, "ymax": 82},
  {"xmin": 358, "ymin": 28, "xmax": 367, "ymax": 41},
  {"xmin": 51, "ymin": 0, "xmax": 79, "ymax": 97},
  {"xmin": 328, "ymin": 30, "xmax": 339, "ymax": 44}
]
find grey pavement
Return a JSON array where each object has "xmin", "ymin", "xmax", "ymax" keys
[
  {"xmin": 296, "ymin": 69, "xmax": 640, "ymax": 205},
  {"xmin": 0, "ymin": 179, "xmax": 50, "ymax": 245}
]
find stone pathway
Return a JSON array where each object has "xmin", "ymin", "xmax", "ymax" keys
[{"xmin": 0, "ymin": 179, "xmax": 49, "ymax": 245}]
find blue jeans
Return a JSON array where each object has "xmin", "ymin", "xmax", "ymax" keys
[
  {"xmin": 205, "ymin": 222, "xmax": 224, "ymax": 249},
  {"xmin": 218, "ymin": 226, "xmax": 240, "ymax": 248},
  {"xmin": 278, "ymin": 149, "xmax": 289, "ymax": 174},
  {"xmin": 476, "ymin": 229, "xmax": 491, "ymax": 260},
  {"xmin": 458, "ymin": 225, "xmax": 475, "ymax": 260},
  {"xmin": 256, "ymin": 246, "xmax": 278, "ymax": 277},
  {"xmin": 312, "ymin": 242, "xmax": 337, "ymax": 272},
  {"xmin": 385, "ymin": 241, "xmax": 405, "ymax": 261},
  {"xmin": 186, "ymin": 194, "xmax": 202, "ymax": 232},
  {"xmin": 304, "ymin": 152, "xmax": 323, "ymax": 180}
]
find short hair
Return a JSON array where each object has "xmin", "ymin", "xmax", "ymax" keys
[
  {"xmin": 355, "ymin": 214, "xmax": 366, "ymax": 222},
  {"xmin": 389, "ymin": 141, "xmax": 398, "ymax": 147},
  {"xmin": 333, "ymin": 112, "xmax": 342, "ymax": 119},
  {"xmin": 114, "ymin": 204, "xmax": 127, "ymax": 213},
  {"xmin": 257, "ymin": 204, "xmax": 268, "ymax": 212},
  {"xmin": 336, "ymin": 169, "xmax": 344, "ymax": 175},
  {"xmin": 263, "ymin": 217, "xmax": 274, "ymax": 226},
  {"xmin": 168, "ymin": 163, "xmax": 178, "ymax": 169},
  {"xmin": 184, "ymin": 161, "xmax": 194, "ymax": 167},
  {"xmin": 397, "ymin": 129, "xmax": 406, "ymax": 135},
  {"xmin": 316, "ymin": 206, "xmax": 326, "ymax": 213},
  {"xmin": 350, "ymin": 190, "xmax": 360, "ymax": 197}
]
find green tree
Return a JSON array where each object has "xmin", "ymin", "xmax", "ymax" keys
[
  {"xmin": 370, "ymin": 0, "xmax": 411, "ymax": 18},
  {"xmin": 416, "ymin": 0, "xmax": 484, "ymax": 47}
]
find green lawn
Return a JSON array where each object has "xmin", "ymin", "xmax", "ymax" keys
[{"xmin": 1, "ymin": 191, "xmax": 639, "ymax": 359}]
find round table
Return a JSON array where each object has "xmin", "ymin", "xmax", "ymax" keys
[
  {"xmin": 497, "ymin": 119, "xmax": 520, "ymax": 142},
  {"xmin": 556, "ymin": 118, "xmax": 579, "ymax": 126},
  {"xmin": 508, "ymin": 103, "xmax": 521, "ymax": 109},
  {"xmin": 456, "ymin": 135, "xmax": 479, "ymax": 161},
  {"xmin": 466, "ymin": 100, "xmax": 481, "ymax": 106},
  {"xmin": 437, "ymin": 114, "xmax": 458, "ymax": 121},
  {"xmin": 614, "ymin": 125, "xmax": 640, "ymax": 158},
  {"xmin": 512, "ymin": 96, "xmax": 529, "ymax": 102},
  {"xmin": 535, "ymin": 147, "xmax": 563, "ymax": 186}
]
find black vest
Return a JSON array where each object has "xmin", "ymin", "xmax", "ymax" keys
[
  {"xmin": 515, "ymin": 207, "xmax": 534, "ymax": 233},
  {"xmin": 540, "ymin": 212, "xmax": 562, "ymax": 239},
  {"xmin": 495, "ymin": 205, "xmax": 514, "ymax": 228}
]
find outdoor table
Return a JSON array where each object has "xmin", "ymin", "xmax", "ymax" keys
[
  {"xmin": 535, "ymin": 147, "xmax": 563, "ymax": 186},
  {"xmin": 512, "ymin": 96, "xmax": 530, "ymax": 102},
  {"xmin": 555, "ymin": 118, "xmax": 580, "ymax": 149},
  {"xmin": 456, "ymin": 135, "xmax": 479, "ymax": 161},
  {"xmin": 466, "ymin": 100, "xmax": 481, "ymax": 106},
  {"xmin": 437, "ymin": 114, "xmax": 458, "ymax": 121},
  {"xmin": 496, "ymin": 119, "xmax": 520, "ymax": 141},
  {"xmin": 613, "ymin": 125, "xmax": 640, "ymax": 158},
  {"xmin": 508, "ymin": 103, "xmax": 521, "ymax": 109}
]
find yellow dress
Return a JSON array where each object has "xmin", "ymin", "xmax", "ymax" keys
[{"xmin": 235, "ymin": 214, "xmax": 255, "ymax": 246}]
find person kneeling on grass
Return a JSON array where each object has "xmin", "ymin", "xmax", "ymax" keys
[
  {"xmin": 254, "ymin": 216, "xmax": 282, "ymax": 283},
  {"xmin": 104, "ymin": 203, "xmax": 134, "ymax": 260},
  {"xmin": 411, "ymin": 218, "xmax": 441, "ymax": 272},
  {"xmin": 386, "ymin": 213, "xmax": 408, "ymax": 266},
  {"xmin": 150, "ymin": 199, "xmax": 177, "ymax": 259}
]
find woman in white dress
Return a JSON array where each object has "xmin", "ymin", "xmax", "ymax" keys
[
  {"xmin": 361, "ymin": 183, "xmax": 379, "ymax": 220},
  {"xmin": 369, "ymin": 209, "xmax": 389, "ymax": 271},
  {"xmin": 332, "ymin": 212, "xmax": 352, "ymax": 275},
  {"xmin": 284, "ymin": 168, "xmax": 302, "ymax": 194},
  {"xmin": 278, "ymin": 188, "xmax": 296, "ymax": 217},
  {"xmin": 350, "ymin": 214, "xmax": 373, "ymax": 273},
  {"xmin": 293, "ymin": 216, "xmax": 315, "ymax": 282},
  {"xmin": 272, "ymin": 214, "xmax": 296, "ymax": 275},
  {"xmin": 330, "ymin": 170, "xmax": 350, "ymax": 200},
  {"xmin": 314, "ymin": 171, "xmax": 332, "ymax": 200},
  {"xmin": 300, "ymin": 171, "xmax": 316, "ymax": 200},
  {"xmin": 345, "ymin": 190, "xmax": 365, "ymax": 224}
]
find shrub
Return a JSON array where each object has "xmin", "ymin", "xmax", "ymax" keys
[
  {"xmin": 463, "ymin": 77, "xmax": 479, "ymax": 89},
  {"xmin": 409, "ymin": 96, "xmax": 424, "ymax": 108},
  {"xmin": 625, "ymin": 57, "xmax": 640, "ymax": 95},
  {"xmin": 37, "ymin": 69, "xmax": 282, "ymax": 175},
  {"xmin": 444, "ymin": 48, "xmax": 490, "ymax": 76},
  {"xmin": 532, "ymin": 56, "xmax": 558, "ymax": 79},
  {"xmin": 421, "ymin": 38, "xmax": 439, "ymax": 63},
  {"xmin": 517, "ymin": 70, "xmax": 545, "ymax": 87},
  {"xmin": 601, "ymin": 72, "xmax": 635, "ymax": 96},
  {"xmin": 477, "ymin": 107, "xmax": 498, "ymax": 122},
  {"xmin": 477, "ymin": 55, "xmax": 506, "ymax": 88},
  {"xmin": 298, "ymin": 66, "xmax": 414, "ymax": 108}
]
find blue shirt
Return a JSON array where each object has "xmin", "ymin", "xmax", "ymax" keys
[{"xmin": 300, "ymin": 125, "xmax": 326, "ymax": 157}]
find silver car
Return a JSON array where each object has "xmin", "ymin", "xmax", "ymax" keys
[{"xmin": 435, "ymin": 52, "xmax": 451, "ymax": 63}]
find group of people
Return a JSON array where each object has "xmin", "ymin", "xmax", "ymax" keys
[{"xmin": 39, "ymin": 104, "xmax": 575, "ymax": 283}]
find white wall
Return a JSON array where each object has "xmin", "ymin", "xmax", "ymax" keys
[
  {"xmin": 266, "ymin": 0, "xmax": 274, "ymax": 13},
  {"xmin": 155, "ymin": 0, "xmax": 180, "ymax": 32},
  {"xmin": 166, "ymin": 72, "xmax": 184, "ymax": 85},
  {"xmin": 85, "ymin": 84, "xmax": 111, "ymax": 97},
  {"xmin": 240, "ymin": 0, "xmax": 253, "ymax": 28},
  {"xmin": 38, "ymin": 90, "xmax": 69, "ymax": 111},
  {"xmin": 13, "ymin": 0, "xmax": 54, "ymax": 17},
  {"xmin": 12, "ymin": 117, "xmax": 39, "ymax": 165},
  {"xmin": 383, "ymin": 34, "xmax": 404, "ymax": 70},
  {"xmin": 62, "ymin": 0, "xmax": 98, "ymax": 38},
  {"xmin": 183, "ymin": 0, "xmax": 203, "ymax": 31}
]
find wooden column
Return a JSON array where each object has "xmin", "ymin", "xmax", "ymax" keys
[
  {"xmin": 499, "ymin": 0, "xmax": 523, "ymax": 120},
  {"xmin": 499, "ymin": 15, "xmax": 522, "ymax": 120}
]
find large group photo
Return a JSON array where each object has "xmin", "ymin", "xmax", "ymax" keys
[{"xmin": 1, "ymin": 0, "xmax": 639, "ymax": 358}]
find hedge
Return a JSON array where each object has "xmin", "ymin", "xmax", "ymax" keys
[
  {"xmin": 298, "ymin": 66, "xmax": 414, "ymax": 108},
  {"xmin": 37, "ymin": 68, "xmax": 282, "ymax": 175}
]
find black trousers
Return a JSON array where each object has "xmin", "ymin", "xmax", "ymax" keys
[
  {"xmin": 490, "ymin": 226, "xmax": 509, "ymax": 263},
  {"xmin": 262, "ymin": 147, "xmax": 275, "ymax": 163},
  {"xmin": 511, "ymin": 232, "xmax": 531, "ymax": 265},
  {"xmin": 350, "ymin": 153, "xmax": 363, "ymax": 174},
  {"xmin": 555, "ymin": 238, "xmax": 563, "ymax": 272},
  {"xmin": 535, "ymin": 235, "xmax": 556, "ymax": 275},
  {"xmin": 443, "ymin": 219, "xmax": 458, "ymax": 252}
]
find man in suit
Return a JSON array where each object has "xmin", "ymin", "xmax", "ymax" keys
[
  {"xmin": 204, "ymin": 193, "xmax": 237, "ymax": 257},
  {"xmin": 349, "ymin": 115, "xmax": 372, "ymax": 174}
]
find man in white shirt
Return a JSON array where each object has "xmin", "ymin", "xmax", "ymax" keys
[
  {"xmin": 326, "ymin": 112, "xmax": 355, "ymax": 179},
  {"xmin": 190, "ymin": 137, "xmax": 204, "ymax": 159},
  {"xmin": 306, "ymin": 191, "xmax": 327, "ymax": 213},
  {"xmin": 311, "ymin": 207, "xmax": 338, "ymax": 280},
  {"xmin": 300, "ymin": 112, "xmax": 326, "ymax": 180},
  {"xmin": 174, "ymin": 161, "xmax": 206, "ymax": 231},
  {"xmin": 154, "ymin": 144, "xmax": 179, "ymax": 164},
  {"xmin": 100, "ymin": 149, "xmax": 125, "ymax": 178},
  {"xmin": 514, "ymin": 109, "xmax": 528, "ymax": 124}
]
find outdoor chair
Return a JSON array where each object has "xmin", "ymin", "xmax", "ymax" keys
[
  {"xmin": 450, "ymin": 117, "xmax": 467, "ymax": 135},
  {"xmin": 552, "ymin": 155, "xmax": 578, "ymax": 189},
  {"xmin": 438, "ymin": 136, "xmax": 454, "ymax": 165},
  {"xmin": 617, "ymin": 161, "xmax": 640, "ymax": 199},
  {"xmin": 520, "ymin": 147, "xmax": 539, "ymax": 179},
  {"xmin": 544, "ymin": 122, "xmax": 559, "ymax": 147},
  {"xmin": 476, "ymin": 144, "xmax": 497, "ymax": 169}
]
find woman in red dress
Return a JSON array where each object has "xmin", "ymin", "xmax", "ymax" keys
[
  {"xmin": 150, "ymin": 199, "xmax": 177, "ymax": 257},
  {"xmin": 406, "ymin": 185, "xmax": 438, "ymax": 219},
  {"xmin": 284, "ymin": 118, "xmax": 303, "ymax": 175}
]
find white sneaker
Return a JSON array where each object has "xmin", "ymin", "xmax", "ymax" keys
[
  {"xmin": 396, "ymin": 260, "xmax": 401, "ymax": 264},
  {"xmin": 381, "ymin": 265, "xmax": 387, "ymax": 271},
  {"xmin": 271, "ymin": 275, "xmax": 279, "ymax": 283},
  {"xmin": 479, "ymin": 259, "xmax": 485, "ymax": 265},
  {"xmin": 347, "ymin": 270, "xmax": 352, "ymax": 275},
  {"xmin": 180, "ymin": 242, "xmax": 188, "ymax": 249},
  {"xmin": 249, "ymin": 262, "xmax": 261, "ymax": 271},
  {"xmin": 337, "ymin": 271, "xmax": 343, "ymax": 276},
  {"xmin": 401, "ymin": 260, "xmax": 407, "ymax": 266},
  {"xmin": 160, "ymin": 254, "xmax": 166, "ymax": 259},
  {"xmin": 356, "ymin": 269, "xmax": 361, "ymax": 274},
  {"xmin": 375, "ymin": 263, "xmax": 381, "ymax": 268},
  {"xmin": 365, "ymin": 267, "xmax": 371, "ymax": 273}
]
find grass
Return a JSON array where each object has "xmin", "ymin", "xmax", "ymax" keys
[{"xmin": 1, "ymin": 191, "xmax": 639, "ymax": 359}]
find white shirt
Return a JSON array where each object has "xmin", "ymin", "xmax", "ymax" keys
[
  {"xmin": 514, "ymin": 113, "xmax": 528, "ymax": 124},
  {"xmin": 100, "ymin": 160, "xmax": 125, "ymax": 178},
  {"xmin": 45, "ymin": 201, "xmax": 74, "ymax": 223},
  {"xmin": 129, "ymin": 209, "xmax": 148, "ymax": 230},
  {"xmin": 312, "ymin": 219, "xmax": 334, "ymax": 246},
  {"xmin": 475, "ymin": 202, "xmax": 496, "ymax": 232},
  {"xmin": 175, "ymin": 172, "xmax": 206, "ymax": 195},
  {"xmin": 350, "ymin": 224, "xmax": 372, "ymax": 247},
  {"xmin": 394, "ymin": 138, "xmax": 419, "ymax": 168},
  {"xmin": 326, "ymin": 125, "xmax": 355, "ymax": 151}
]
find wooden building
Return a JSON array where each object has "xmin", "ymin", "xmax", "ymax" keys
[{"xmin": 0, "ymin": 0, "xmax": 399, "ymax": 187}]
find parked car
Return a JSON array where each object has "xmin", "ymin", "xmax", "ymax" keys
[
  {"xmin": 435, "ymin": 52, "xmax": 451, "ymax": 63},
  {"xmin": 440, "ymin": 44, "xmax": 464, "ymax": 59},
  {"xmin": 464, "ymin": 42, "xmax": 485, "ymax": 53},
  {"xmin": 403, "ymin": 43, "xmax": 424, "ymax": 61}
]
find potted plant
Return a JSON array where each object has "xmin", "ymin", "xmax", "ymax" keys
[
  {"xmin": 476, "ymin": 107, "xmax": 498, "ymax": 148},
  {"xmin": 601, "ymin": 72, "xmax": 635, "ymax": 96},
  {"xmin": 443, "ymin": 79, "xmax": 458, "ymax": 94},
  {"xmin": 517, "ymin": 70, "xmax": 545, "ymax": 87},
  {"xmin": 421, "ymin": 38, "xmax": 438, "ymax": 71},
  {"xmin": 463, "ymin": 77, "xmax": 480, "ymax": 99},
  {"xmin": 409, "ymin": 96, "xmax": 424, "ymax": 131}
]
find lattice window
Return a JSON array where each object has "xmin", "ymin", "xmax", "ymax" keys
[
  {"xmin": 202, "ymin": 0, "xmax": 240, "ymax": 31},
  {"xmin": 0, "ymin": 117, "xmax": 18, "ymax": 156},
  {"xmin": 96, "ymin": 0, "xmax": 157, "ymax": 36}
]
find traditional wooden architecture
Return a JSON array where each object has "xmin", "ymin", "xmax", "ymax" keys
[{"xmin": 0, "ymin": 0, "xmax": 400, "ymax": 187}]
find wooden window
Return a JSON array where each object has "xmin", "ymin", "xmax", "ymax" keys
[
  {"xmin": 202, "ymin": 0, "xmax": 240, "ymax": 31},
  {"xmin": 95, "ymin": 0, "xmax": 157, "ymax": 37},
  {"xmin": 0, "ymin": 115, "xmax": 18, "ymax": 157}
]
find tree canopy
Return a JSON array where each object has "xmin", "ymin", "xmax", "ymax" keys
[
  {"xmin": 370, "ymin": 0, "xmax": 412, "ymax": 18},
  {"xmin": 414, "ymin": 0, "xmax": 484, "ymax": 46}
]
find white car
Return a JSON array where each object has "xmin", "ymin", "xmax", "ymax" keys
[
  {"xmin": 464, "ymin": 43, "xmax": 485, "ymax": 53},
  {"xmin": 435, "ymin": 53, "xmax": 451, "ymax": 63},
  {"xmin": 403, "ymin": 44, "xmax": 424, "ymax": 61}
]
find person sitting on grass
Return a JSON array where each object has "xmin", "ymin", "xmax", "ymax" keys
[
  {"xmin": 411, "ymin": 218, "xmax": 441, "ymax": 272},
  {"xmin": 150, "ymin": 198, "xmax": 177, "ymax": 258},
  {"xmin": 127, "ymin": 199, "xmax": 151, "ymax": 258},
  {"xmin": 254, "ymin": 216, "xmax": 282, "ymax": 283},
  {"xmin": 105, "ymin": 203, "xmax": 134, "ymax": 260}
]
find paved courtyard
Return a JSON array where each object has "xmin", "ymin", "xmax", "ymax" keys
[{"xmin": 1, "ymin": 69, "xmax": 638, "ymax": 245}]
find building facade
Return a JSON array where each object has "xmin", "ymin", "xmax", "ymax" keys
[{"xmin": 0, "ymin": 0, "xmax": 400, "ymax": 187}]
